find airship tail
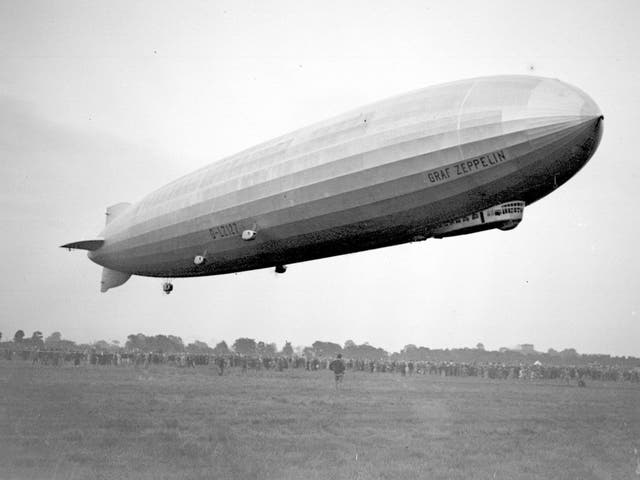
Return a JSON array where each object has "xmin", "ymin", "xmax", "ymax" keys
[
  {"xmin": 101, "ymin": 267, "xmax": 131, "ymax": 293},
  {"xmin": 99, "ymin": 202, "xmax": 133, "ymax": 291},
  {"xmin": 61, "ymin": 201, "xmax": 133, "ymax": 292}
]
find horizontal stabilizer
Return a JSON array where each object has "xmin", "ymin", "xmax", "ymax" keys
[
  {"xmin": 61, "ymin": 239, "xmax": 104, "ymax": 251},
  {"xmin": 101, "ymin": 267, "xmax": 131, "ymax": 293}
]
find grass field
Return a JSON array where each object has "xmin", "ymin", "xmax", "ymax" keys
[{"xmin": 1, "ymin": 361, "xmax": 639, "ymax": 480}]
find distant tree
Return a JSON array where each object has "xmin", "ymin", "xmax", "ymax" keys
[
  {"xmin": 476, "ymin": 342, "xmax": 485, "ymax": 351},
  {"xmin": 150, "ymin": 337, "xmax": 161, "ymax": 351},
  {"xmin": 0, "ymin": 332, "xmax": 2, "ymax": 341},
  {"xmin": 343, "ymin": 340, "xmax": 358, "ymax": 358},
  {"xmin": 149, "ymin": 335, "xmax": 184, "ymax": 353},
  {"xmin": 311, "ymin": 341, "xmax": 342, "ymax": 357},
  {"xmin": 45, "ymin": 332, "xmax": 62, "ymax": 346},
  {"xmin": 44, "ymin": 332, "xmax": 78, "ymax": 350},
  {"xmin": 281, "ymin": 341, "xmax": 294, "ymax": 356},
  {"xmin": 14, "ymin": 330, "xmax": 25, "ymax": 343},
  {"xmin": 398, "ymin": 344, "xmax": 419, "ymax": 360},
  {"xmin": 547, "ymin": 348, "xmax": 559, "ymax": 355},
  {"xmin": 233, "ymin": 338, "xmax": 257, "ymax": 355},
  {"xmin": 93, "ymin": 340, "xmax": 111, "ymax": 351},
  {"xmin": 264, "ymin": 342, "xmax": 277, "ymax": 356},
  {"xmin": 213, "ymin": 341, "xmax": 230, "ymax": 355},
  {"xmin": 126, "ymin": 333, "xmax": 148, "ymax": 351},
  {"xmin": 560, "ymin": 348, "xmax": 578, "ymax": 357},
  {"xmin": 256, "ymin": 341, "xmax": 266, "ymax": 356},
  {"xmin": 31, "ymin": 331, "xmax": 44, "ymax": 348},
  {"xmin": 164, "ymin": 335, "xmax": 185, "ymax": 353},
  {"xmin": 56, "ymin": 339, "xmax": 79, "ymax": 351},
  {"xmin": 402, "ymin": 344, "xmax": 418, "ymax": 355},
  {"xmin": 416, "ymin": 346, "xmax": 432, "ymax": 361},
  {"xmin": 186, "ymin": 340, "xmax": 212, "ymax": 354},
  {"xmin": 344, "ymin": 340, "xmax": 357, "ymax": 350},
  {"xmin": 123, "ymin": 333, "xmax": 184, "ymax": 352},
  {"xmin": 352, "ymin": 342, "xmax": 388, "ymax": 360}
]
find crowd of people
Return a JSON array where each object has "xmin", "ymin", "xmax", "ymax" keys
[{"xmin": 2, "ymin": 347, "xmax": 639, "ymax": 383}]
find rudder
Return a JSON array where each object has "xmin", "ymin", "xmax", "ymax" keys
[{"xmin": 105, "ymin": 202, "xmax": 131, "ymax": 225}]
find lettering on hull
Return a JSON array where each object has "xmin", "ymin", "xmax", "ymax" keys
[
  {"xmin": 208, "ymin": 222, "xmax": 240, "ymax": 240},
  {"xmin": 426, "ymin": 149, "xmax": 507, "ymax": 185}
]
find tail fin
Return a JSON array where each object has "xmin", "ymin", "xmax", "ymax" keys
[
  {"xmin": 61, "ymin": 239, "xmax": 104, "ymax": 251},
  {"xmin": 62, "ymin": 202, "xmax": 133, "ymax": 292},
  {"xmin": 105, "ymin": 202, "xmax": 131, "ymax": 225},
  {"xmin": 101, "ymin": 267, "xmax": 131, "ymax": 293},
  {"xmin": 101, "ymin": 202, "xmax": 133, "ymax": 292}
]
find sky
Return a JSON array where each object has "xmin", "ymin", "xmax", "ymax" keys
[{"xmin": 1, "ymin": 0, "xmax": 639, "ymax": 356}]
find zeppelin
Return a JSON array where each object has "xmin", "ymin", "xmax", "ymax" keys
[{"xmin": 62, "ymin": 75, "xmax": 604, "ymax": 293}]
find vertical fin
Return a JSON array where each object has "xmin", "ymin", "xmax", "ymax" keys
[
  {"xmin": 106, "ymin": 202, "xmax": 131, "ymax": 225},
  {"xmin": 101, "ymin": 267, "xmax": 131, "ymax": 293}
]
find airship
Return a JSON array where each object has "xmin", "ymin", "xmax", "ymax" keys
[{"xmin": 62, "ymin": 75, "xmax": 603, "ymax": 293}]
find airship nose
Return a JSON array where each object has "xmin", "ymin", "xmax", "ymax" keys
[
  {"xmin": 522, "ymin": 77, "xmax": 603, "ymax": 169},
  {"xmin": 523, "ymin": 77, "xmax": 604, "ymax": 186},
  {"xmin": 527, "ymin": 77, "xmax": 601, "ymax": 120}
]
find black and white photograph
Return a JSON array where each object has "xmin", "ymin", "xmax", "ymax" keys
[{"xmin": 1, "ymin": 1, "xmax": 639, "ymax": 478}]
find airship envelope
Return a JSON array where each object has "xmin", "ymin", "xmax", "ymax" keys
[{"xmin": 62, "ymin": 76, "xmax": 603, "ymax": 292}]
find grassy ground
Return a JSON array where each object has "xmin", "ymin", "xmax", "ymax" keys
[{"xmin": 1, "ymin": 361, "xmax": 639, "ymax": 480}]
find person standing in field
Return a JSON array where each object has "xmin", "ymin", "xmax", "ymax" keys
[
  {"xmin": 329, "ymin": 353, "xmax": 346, "ymax": 389},
  {"xmin": 215, "ymin": 355, "xmax": 225, "ymax": 376}
]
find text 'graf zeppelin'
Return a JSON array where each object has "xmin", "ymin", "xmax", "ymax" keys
[{"xmin": 426, "ymin": 149, "xmax": 507, "ymax": 184}]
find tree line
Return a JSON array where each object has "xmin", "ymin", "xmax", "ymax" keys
[{"xmin": 1, "ymin": 330, "xmax": 639, "ymax": 367}]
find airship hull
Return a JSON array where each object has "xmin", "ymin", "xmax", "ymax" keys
[{"xmin": 82, "ymin": 76, "xmax": 603, "ymax": 285}]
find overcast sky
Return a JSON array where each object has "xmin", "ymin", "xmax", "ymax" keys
[{"xmin": 1, "ymin": 0, "xmax": 639, "ymax": 355}]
